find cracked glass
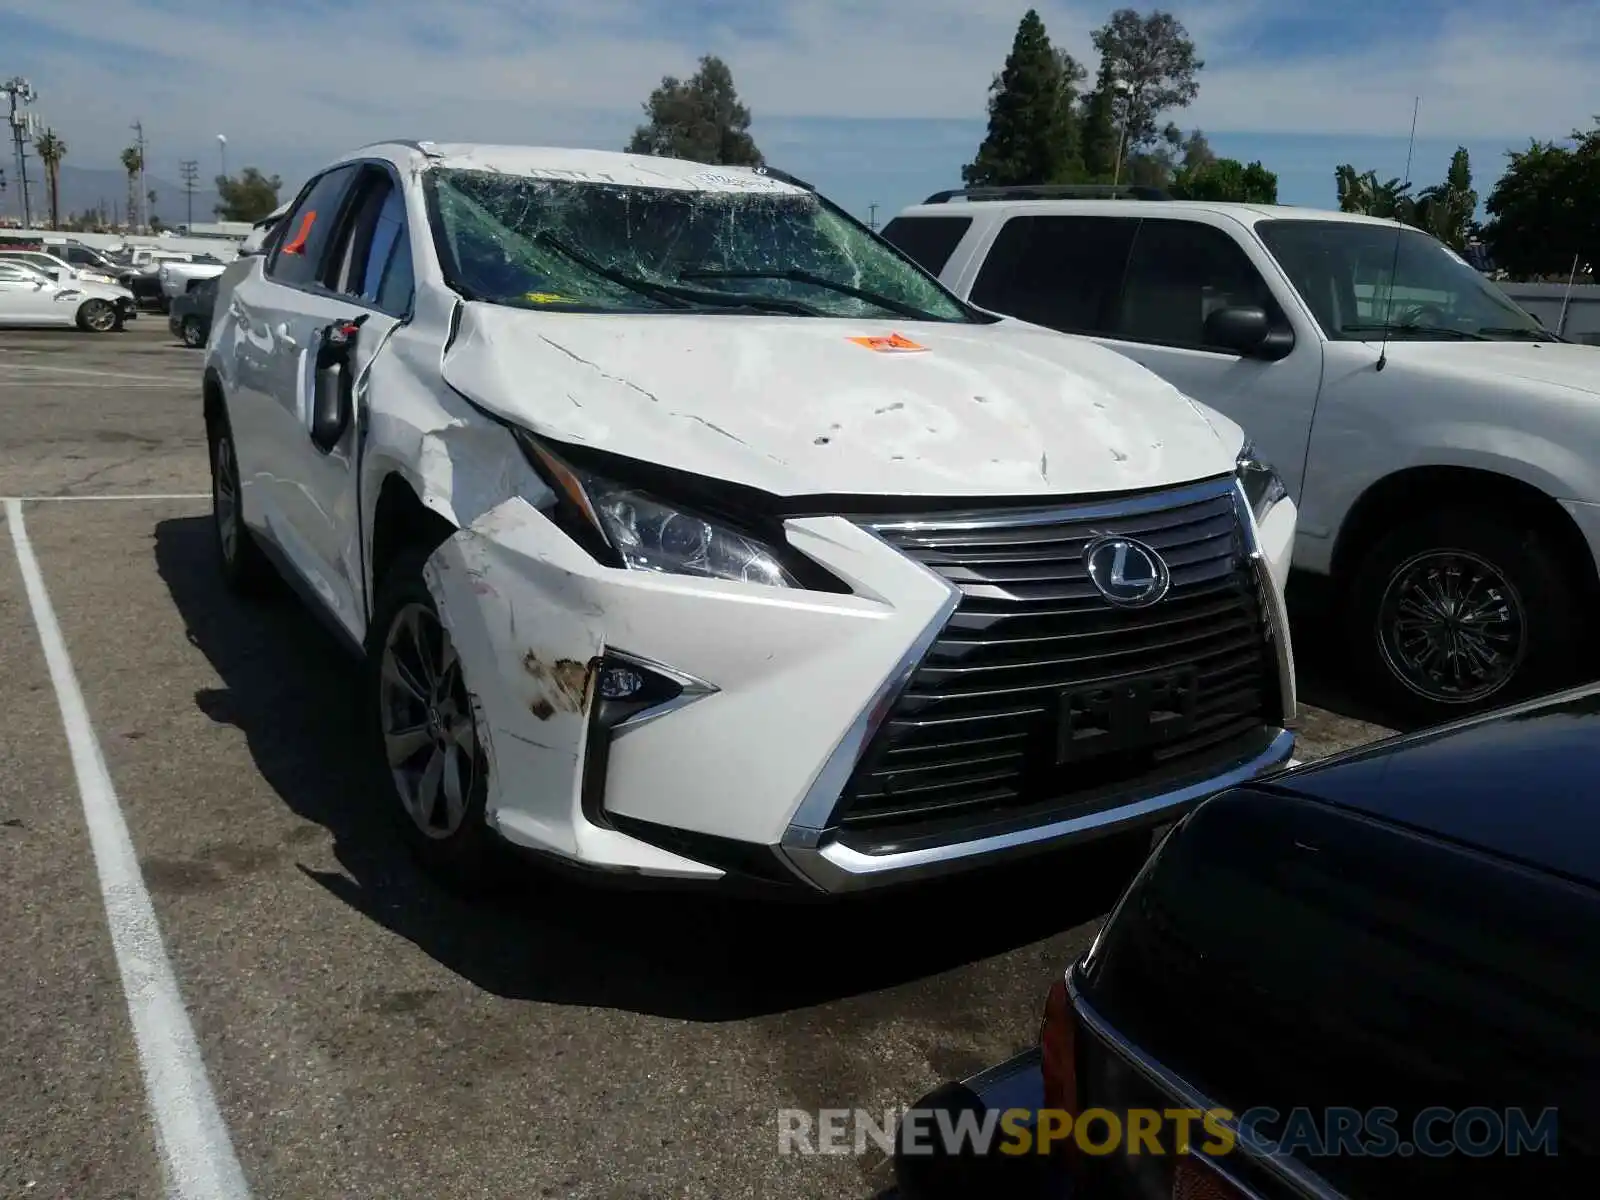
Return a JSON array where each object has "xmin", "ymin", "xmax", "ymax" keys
[{"xmin": 426, "ymin": 168, "xmax": 972, "ymax": 322}]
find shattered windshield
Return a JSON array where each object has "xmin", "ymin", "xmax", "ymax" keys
[{"xmin": 425, "ymin": 168, "xmax": 973, "ymax": 322}]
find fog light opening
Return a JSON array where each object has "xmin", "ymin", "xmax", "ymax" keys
[{"xmin": 598, "ymin": 665, "xmax": 646, "ymax": 701}]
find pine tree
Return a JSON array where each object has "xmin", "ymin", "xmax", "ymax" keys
[
  {"xmin": 626, "ymin": 55, "xmax": 762, "ymax": 166},
  {"xmin": 962, "ymin": 10, "xmax": 1071, "ymax": 188},
  {"xmin": 1078, "ymin": 58, "xmax": 1119, "ymax": 181}
]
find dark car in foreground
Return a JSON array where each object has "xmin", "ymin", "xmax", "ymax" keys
[
  {"xmin": 893, "ymin": 684, "xmax": 1600, "ymax": 1199},
  {"xmin": 169, "ymin": 276, "xmax": 218, "ymax": 348}
]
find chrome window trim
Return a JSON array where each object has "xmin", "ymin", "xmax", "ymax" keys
[{"xmin": 1067, "ymin": 967, "xmax": 1342, "ymax": 1200}]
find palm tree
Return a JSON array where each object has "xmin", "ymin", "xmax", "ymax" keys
[
  {"xmin": 35, "ymin": 130, "xmax": 65, "ymax": 229},
  {"xmin": 120, "ymin": 145, "xmax": 144, "ymax": 232}
]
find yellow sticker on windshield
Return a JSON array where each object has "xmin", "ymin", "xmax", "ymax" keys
[{"xmin": 525, "ymin": 292, "xmax": 568, "ymax": 304}]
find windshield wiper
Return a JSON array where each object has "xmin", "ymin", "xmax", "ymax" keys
[
  {"xmin": 1477, "ymin": 325, "xmax": 1562, "ymax": 342},
  {"xmin": 1340, "ymin": 322, "xmax": 1491, "ymax": 341},
  {"xmin": 534, "ymin": 233, "xmax": 692, "ymax": 308},
  {"xmin": 678, "ymin": 268, "xmax": 942, "ymax": 321},
  {"xmin": 533, "ymin": 234, "xmax": 820, "ymax": 316}
]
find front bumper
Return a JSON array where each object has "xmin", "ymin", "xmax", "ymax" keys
[{"xmin": 424, "ymin": 476, "xmax": 1297, "ymax": 896}]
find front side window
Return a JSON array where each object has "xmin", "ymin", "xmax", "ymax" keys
[
  {"xmin": 424, "ymin": 169, "xmax": 973, "ymax": 322},
  {"xmin": 1257, "ymin": 220, "xmax": 1548, "ymax": 342},
  {"xmin": 268, "ymin": 164, "xmax": 360, "ymax": 288},
  {"xmin": 969, "ymin": 215, "xmax": 1138, "ymax": 335},
  {"xmin": 1113, "ymin": 219, "xmax": 1285, "ymax": 351}
]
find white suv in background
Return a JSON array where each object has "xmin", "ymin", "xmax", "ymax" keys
[
  {"xmin": 886, "ymin": 189, "xmax": 1600, "ymax": 721},
  {"xmin": 203, "ymin": 143, "xmax": 1296, "ymax": 896}
]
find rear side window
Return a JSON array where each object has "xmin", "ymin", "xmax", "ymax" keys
[
  {"xmin": 880, "ymin": 215, "xmax": 972, "ymax": 276},
  {"xmin": 267, "ymin": 165, "xmax": 360, "ymax": 288},
  {"xmin": 970, "ymin": 215, "xmax": 1138, "ymax": 335}
]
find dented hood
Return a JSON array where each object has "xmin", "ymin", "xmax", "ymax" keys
[{"xmin": 440, "ymin": 304, "xmax": 1239, "ymax": 498}]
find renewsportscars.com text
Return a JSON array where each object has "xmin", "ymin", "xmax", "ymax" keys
[{"xmin": 778, "ymin": 1105, "xmax": 1559, "ymax": 1159}]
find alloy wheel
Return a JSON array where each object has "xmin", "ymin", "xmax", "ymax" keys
[
  {"xmin": 379, "ymin": 602, "xmax": 480, "ymax": 840},
  {"xmin": 213, "ymin": 433, "xmax": 239, "ymax": 564},
  {"xmin": 1376, "ymin": 548, "xmax": 1527, "ymax": 705},
  {"xmin": 83, "ymin": 300, "xmax": 116, "ymax": 332}
]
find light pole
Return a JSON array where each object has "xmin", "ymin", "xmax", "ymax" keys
[
  {"xmin": 217, "ymin": 133, "xmax": 228, "ymax": 183},
  {"xmin": 1110, "ymin": 78, "xmax": 1132, "ymax": 187}
]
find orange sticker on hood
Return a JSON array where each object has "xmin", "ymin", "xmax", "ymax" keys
[{"xmin": 848, "ymin": 332, "xmax": 928, "ymax": 353}]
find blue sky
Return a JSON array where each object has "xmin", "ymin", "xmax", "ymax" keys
[{"xmin": 2, "ymin": 0, "xmax": 1596, "ymax": 221}]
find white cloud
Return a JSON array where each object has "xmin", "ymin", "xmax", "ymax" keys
[{"xmin": 5, "ymin": 0, "xmax": 1596, "ymax": 182}]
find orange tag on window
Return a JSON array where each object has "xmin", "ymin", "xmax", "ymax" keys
[
  {"xmin": 848, "ymin": 332, "xmax": 927, "ymax": 353},
  {"xmin": 281, "ymin": 209, "xmax": 317, "ymax": 255}
]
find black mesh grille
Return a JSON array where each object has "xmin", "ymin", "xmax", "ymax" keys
[{"xmin": 831, "ymin": 481, "xmax": 1280, "ymax": 844}]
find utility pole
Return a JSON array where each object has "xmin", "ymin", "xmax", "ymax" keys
[
  {"xmin": 868, "ymin": 202, "xmax": 879, "ymax": 231},
  {"xmin": 130, "ymin": 118, "xmax": 148, "ymax": 232},
  {"xmin": 180, "ymin": 159, "xmax": 199, "ymax": 230},
  {"xmin": 3, "ymin": 76, "xmax": 38, "ymax": 227}
]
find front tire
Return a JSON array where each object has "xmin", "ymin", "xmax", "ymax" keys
[
  {"xmin": 76, "ymin": 298, "xmax": 121, "ymax": 333},
  {"xmin": 208, "ymin": 415, "xmax": 274, "ymax": 595},
  {"xmin": 367, "ymin": 544, "xmax": 499, "ymax": 888},
  {"xmin": 1347, "ymin": 508, "xmax": 1581, "ymax": 724}
]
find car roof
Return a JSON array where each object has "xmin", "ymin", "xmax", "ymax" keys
[
  {"xmin": 337, "ymin": 141, "xmax": 811, "ymax": 196},
  {"xmin": 891, "ymin": 197, "xmax": 1403, "ymax": 231},
  {"xmin": 1266, "ymin": 683, "xmax": 1600, "ymax": 890}
]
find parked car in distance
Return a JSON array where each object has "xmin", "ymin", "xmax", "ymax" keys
[
  {"xmin": 0, "ymin": 258, "xmax": 136, "ymax": 331},
  {"xmin": 169, "ymin": 275, "xmax": 219, "ymax": 347},
  {"xmin": 203, "ymin": 142, "xmax": 1299, "ymax": 896},
  {"xmin": 157, "ymin": 254, "xmax": 229, "ymax": 309},
  {"xmin": 0, "ymin": 248, "xmax": 122, "ymax": 286},
  {"xmin": 893, "ymin": 682, "xmax": 1600, "ymax": 1200},
  {"xmin": 884, "ymin": 189, "xmax": 1600, "ymax": 723}
]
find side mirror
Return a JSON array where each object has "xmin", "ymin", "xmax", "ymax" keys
[
  {"xmin": 309, "ymin": 314, "xmax": 369, "ymax": 453},
  {"xmin": 1203, "ymin": 305, "xmax": 1294, "ymax": 361}
]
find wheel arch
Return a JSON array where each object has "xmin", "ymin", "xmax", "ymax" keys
[
  {"xmin": 1331, "ymin": 465, "xmax": 1600, "ymax": 602},
  {"xmin": 367, "ymin": 471, "xmax": 458, "ymax": 620}
]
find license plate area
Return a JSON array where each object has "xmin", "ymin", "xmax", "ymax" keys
[{"xmin": 1056, "ymin": 666, "xmax": 1198, "ymax": 764}]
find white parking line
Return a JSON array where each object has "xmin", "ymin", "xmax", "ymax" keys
[
  {"xmin": 0, "ymin": 363, "xmax": 195, "ymax": 384},
  {"xmin": 5, "ymin": 499, "xmax": 252, "ymax": 1200},
  {"xmin": 0, "ymin": 493, "xmax": 210, "ymax": 503}
]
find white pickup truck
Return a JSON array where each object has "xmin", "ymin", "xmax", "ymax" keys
[
  {"xmin": 885, "ymin": 191, "xmax": 1600, "ymax": 722},
  {"xmin": 156, "ymin": 254, "xmax": 230, "ymax": 307}
]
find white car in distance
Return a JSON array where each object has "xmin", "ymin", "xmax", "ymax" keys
[
  {"xmin": 204, "ymin": 142, "xmax": 1298, "ymax": 896},
  {"xmin": 0, "ymin": 258, "xmax": 136, "ymax": 331},
  {"xmin": 0, "ymin": 248, "xmax": 122, "ymax": 286}
]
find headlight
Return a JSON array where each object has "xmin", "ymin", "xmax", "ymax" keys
[
  {"xmin": 1236, "ymin": 437, "xmax": 1287, "ymax": 522},
  {"xmin": 517, "ymin": 435, "xmax": 797, "ymax": 588}
]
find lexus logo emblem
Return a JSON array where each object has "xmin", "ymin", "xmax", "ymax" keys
[{"xmin": 1084, "ymin": 535, "xmax": 1171, "ymax": 608}]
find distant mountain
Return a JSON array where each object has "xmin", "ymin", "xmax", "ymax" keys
[{"xmin": 23, "ymin": 164, "xmax": 227, "ymax": 228}]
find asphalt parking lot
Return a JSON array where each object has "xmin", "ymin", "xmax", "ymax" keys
[{"xmin": 1, "ymin": 319, "xmax": 1397, "ymax": 1199}]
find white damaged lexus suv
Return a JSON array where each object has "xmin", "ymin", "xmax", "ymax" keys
[{"xmin": 203, "ymin": 142, "xmax": 1298, "ymax": 895}]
